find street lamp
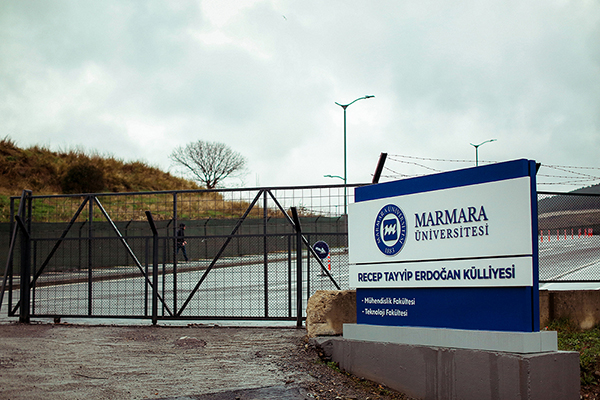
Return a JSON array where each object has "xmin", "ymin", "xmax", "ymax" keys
[
  {"xmin": 335, "ymin": 95, "xmax": 375, "ymax": 214},
  {"xmin": 470, "ymin": 139, "xmax": 497, "ymax": 166}
]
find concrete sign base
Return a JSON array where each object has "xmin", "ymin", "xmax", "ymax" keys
[
  {"xmin": 344, "ymin": 324, "xmax": 557, "ymax": 354},
  {"xmin": 312, "ymin": 335, "xmax": 580, "ymax": 400}
]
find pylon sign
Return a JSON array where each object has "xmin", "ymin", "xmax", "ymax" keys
[{"xmin": 348, "ymin": 159, "xmax": 540, "ymax": 332}]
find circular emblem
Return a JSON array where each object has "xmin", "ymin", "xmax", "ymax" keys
[{"xmin": 374, "ymin": 204, "xmax": 407, "ymax": 256}]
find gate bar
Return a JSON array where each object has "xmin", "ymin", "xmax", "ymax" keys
[
  {"xmin": 15, "ymin": 216, "xmax": 31, "ymax": 323},
  {"xmin": 291, "ymin": 207, "xmax": 303, "ymax": 327},
  {"xmin": 145, "ymin": 211, "xmax": 159, "ymax": 325}
]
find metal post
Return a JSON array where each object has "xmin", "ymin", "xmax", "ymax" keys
[
  {"xmin": 263, "ymin": 191, "xmax": 269, "ymax": 317},
  {"xmin": 470, "ymin": 139, "xmax": 497, "ymax": 167},
  {"xmin": 32, "ymin": 240, "xmax": 36, "ymax": 315},
  {"xmin": 145, "ymin": 211, "xmax": 159, "ymax": 325},
  {"xmin": 19, "ymin": 192, "xmax": 32, "ymax": 323},
  {"xmin": 204, "ymin": 218, "xmax": 210, "ymax": 259},
  {"xmin": 173, "ymin": 193, "xmax": 177, "ymax": 313},
  {"xmin": 17, "ymin": 216, "xmax": 30, "ymax": 324},
  {"xmin": 306, "ymin": 233, "xmax": 311, "ymax": 300},
  {"xmin": 7, "ymin": 198, "xmax": 15, "ymax": 312},
  {"xmin": 88, "ymin": 196, "xmax": 93, "ymax": 316},
  {"xmin": 78, "ymin": 220, "xmax": 87, "ymax": 271},
  {"xmin": 153, "ymin": 231, "xmax": 159, "ymax": 324},
  {"xmin": 343, "ymin": 107, "xmax": 347, "ymax": 215},
  {"xmin": 144, "ymin": 237, "xmax": 149, "ymax": 317},
  {"xmin": 372, "ymin": 152, "xmax": 388, "ymax": 184},
  {"xmin": 124, "ymin": 219, "xmax": 133, "ymax": 266},
  {"xmin": 335, "ymin": 95, "xmax": 374, "ymax": 215},
  {"xmin": 288, "ymin": 234, "xmax": 292, "ymax": 318},
  {"xmin": 291, "ymin": 207, "xmax": 303, "ymax": 327},
  {"xmin": 162, "ymin": 237, "xmax": 166, "ymax": 316}
]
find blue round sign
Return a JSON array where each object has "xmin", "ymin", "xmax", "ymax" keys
[
  {"xmin": 374, "ymin": 204, "xmax": 407, "ymax": 256},
  {"xmin": 313, "ymin": 241, "xmax": 330, "ymax": 260}
]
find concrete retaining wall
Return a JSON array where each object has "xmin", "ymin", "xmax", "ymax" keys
[
  {"xmin": 540, "ymin": 289, "xmax": 600, "ymax": 329},
  {"xmin": 312, "ymin": 336, "xmax": 580, "ymax": 400}
]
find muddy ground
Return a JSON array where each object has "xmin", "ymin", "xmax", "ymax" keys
[{"xmin": 0, "ymin": 322, "xmax": 412, "ymax": 400}]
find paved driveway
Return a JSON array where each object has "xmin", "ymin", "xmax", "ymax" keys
[{"xmin": 0, "ymin": 323, "xmax": 312, "ymax": 399}]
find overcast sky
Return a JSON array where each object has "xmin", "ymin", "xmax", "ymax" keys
[{"xmin": 2, "ymin": 0, "xmax": 599, "ymax": 191}]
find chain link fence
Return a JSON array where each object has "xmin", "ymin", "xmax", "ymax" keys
[{"xmin": 538, "ymin": 191, "xmax": 600, "ymax": 282}]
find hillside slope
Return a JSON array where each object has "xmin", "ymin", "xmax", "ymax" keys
[{"xmin": 0, "ymin": 137, "xmax": 199, "ymax": 196}]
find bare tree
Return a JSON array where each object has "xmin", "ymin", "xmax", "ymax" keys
[{"xmin": 170, "ymin": 140, "xmax": 247, "ymax": 189}]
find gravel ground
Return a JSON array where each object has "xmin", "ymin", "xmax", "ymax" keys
[{"xmin": 0, "ymin": 322, "xmax": 413, "ymax": 400}]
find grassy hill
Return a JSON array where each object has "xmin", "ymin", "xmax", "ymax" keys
[
  {"xmin": 0, "ymin": 137, "xmax": 202, "ymax": 220},
  {"xmin": 0, "ymin": 137, "xmax": 199, "ymax": 196}
]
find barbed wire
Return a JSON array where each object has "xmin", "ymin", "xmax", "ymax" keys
[
  {"xmin": 385, "ymin": 154, "xmax": 600, "ymax": 188},
  {"xmin": 543, "ymin": 164, "xmax": 600, "ymax": 170},
  {"xmin": 386, "ymin": 158, "xmax": 444, "ymax": 173},
  {"xmin": 544, "ymin": 165, "xmax": 600, "ymax": 180},
  {"xmin": 537, "ymin": 173, "xmax": 589, "ymax": 179},
  {"xmin": 383, "ymin": 166, "xmax": 423, "ymax": 178},
  {"xmin": 543, "ymin": 183, "xmax": 598, "ymax": 187},
  {"xmin": 388, "ymin": 154, "xmax": 493, "ymax": 164}
]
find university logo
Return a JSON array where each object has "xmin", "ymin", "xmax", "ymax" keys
[{"xmin": 374, "ymin": 204, "xmax": 407, "ymax": 256}]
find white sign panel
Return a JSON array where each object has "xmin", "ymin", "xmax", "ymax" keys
[{"xmin": 348, "ymin": 177, "xmax": 533, "ymax": 288}]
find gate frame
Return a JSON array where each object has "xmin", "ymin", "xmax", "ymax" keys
[{"xmin": 3, "ymin": 185, "xmax": 355, "ymax": 324}]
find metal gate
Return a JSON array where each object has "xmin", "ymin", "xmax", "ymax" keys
[{"xmin": 2, "ymin": 185, "xmax": 358, "ymax": 324}]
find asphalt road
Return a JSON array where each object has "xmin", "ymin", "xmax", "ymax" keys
[
  {"xmin": 2, "ymin": 236, "xmax": 599, "ymax": 321},
  {"xmin": 0, "ymin": 323, "xmax": 313, "ymax": 400}
]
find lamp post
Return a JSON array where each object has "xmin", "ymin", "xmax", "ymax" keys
[
  {"xmin": 470, "ymin": 139, "xmax": 497, "ymax": 166},
  {"xmin": 324, "ymin": 175, "xmax": 344, "ymax": 216},
  {"xmin": 335, "ymin": 95, "xmax": 374, "ymax": 214}
]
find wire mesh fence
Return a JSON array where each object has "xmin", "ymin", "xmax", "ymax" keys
[
  {"xmin": 537, "ymin": 191, "xmax": 600, "ymax": 282},
  {"xmin": 4, "ymin": 185, "xmax": 359, "ymax": 322}
]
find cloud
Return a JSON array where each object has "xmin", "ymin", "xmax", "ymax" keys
[{"xmin": 0, "ymin": 0, "xmax": 598, "ymax": 190}]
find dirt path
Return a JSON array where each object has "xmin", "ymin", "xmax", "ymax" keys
[{"xmin": 0, "ymin": 323, "xmax": 411, "ymax": 400}]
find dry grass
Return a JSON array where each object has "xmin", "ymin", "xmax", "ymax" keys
[
  {"xmin": 0, "ymin": 137, "xmax": 200, "ymax": 221},
  {"xmin": 0, "ymin": 137, "xmax": 199, "ymax": 196}
]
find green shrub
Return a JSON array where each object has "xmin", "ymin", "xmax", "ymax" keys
[{"xmin": 61, "ymin": 162, "xmax": 106, "ymax": 194}]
